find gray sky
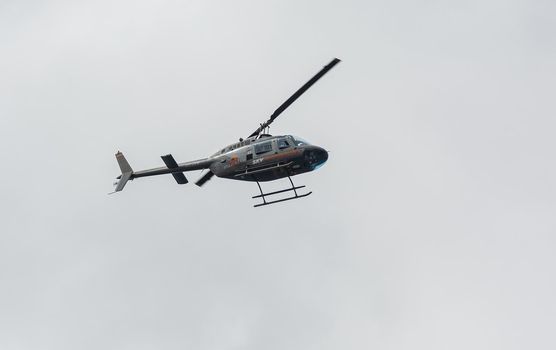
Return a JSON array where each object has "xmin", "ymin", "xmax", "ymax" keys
[{"xmin": 1, "ymin": 0, "xmax": 555, "ymax": 349}]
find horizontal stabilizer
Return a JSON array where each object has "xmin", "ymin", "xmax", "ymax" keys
[
  {"xmin": 171, "ymin": 173, "xmax": 188, "ymax": 184},
  {"xmin": 161, "ymin": 154, "xmax": 179, "ymax": 168},
  {"xmin": 161, "ymin": 154, "xmax": 188, "ymax": 185}
]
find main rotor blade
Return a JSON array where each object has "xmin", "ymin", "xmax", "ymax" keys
[
  {"xmin": 195, "ymin": 170, "xmax": 214, "ymax": 187},
  {"xmin": 248, "ymin": 57, "xmax": 341, "ymax": 138}
]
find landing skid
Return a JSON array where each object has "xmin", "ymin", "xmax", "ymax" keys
[{"xmin": 252, "ymin": 176, "xmax": 312, "ymax": 208}]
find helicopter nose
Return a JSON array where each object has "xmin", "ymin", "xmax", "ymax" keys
[
  {"xmin": 305, "ymin": 146, "xmax": 328, "ymax": 169},
  {"xmin": 316, "ymin": 147, "xmax": 328, "ymax": 164}
]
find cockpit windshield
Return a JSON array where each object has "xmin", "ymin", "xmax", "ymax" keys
[{"xmin": 291, "ymin": 135, "xmax": 310, "ymax": 146}]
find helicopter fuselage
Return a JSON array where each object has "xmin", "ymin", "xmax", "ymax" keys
[{"xmin": 209, "ymin": 134, "xmax": 328, "ymax": 182}]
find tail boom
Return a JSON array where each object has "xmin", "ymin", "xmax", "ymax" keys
[
  {"xmin": 132, "ymin": 158, "xmax": 213, "ymax": 179},
  {"xmin": 112, "ymin": 151, "xmax": 213, "ymax": 193}
]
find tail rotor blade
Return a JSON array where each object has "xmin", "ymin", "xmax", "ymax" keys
[{"xmin": 195, "ymin": 170, "xmax": 214, "ymax": 187}]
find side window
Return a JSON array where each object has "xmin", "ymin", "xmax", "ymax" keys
[
  {"xmin": 278, "ymin": 138, "xmax": 290, "ymax": 149},
  {"xmin": 254, "ymin": 142, "xmax": 273, "ymax": 155}
]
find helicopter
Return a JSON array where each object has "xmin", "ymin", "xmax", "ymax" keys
[{"xmin": 111, "ymin": 57, "xmax": 341, "ymax": 207}]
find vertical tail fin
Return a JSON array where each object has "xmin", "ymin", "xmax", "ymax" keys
[
  {"xmin": 112, "ymin": 151, "xmax": 134, "ymax": 193},
  {"xmin": 116, "ymin": 151, "xmax": 132, "ymax": 174}
]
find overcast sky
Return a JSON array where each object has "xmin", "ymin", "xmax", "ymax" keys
[{"xmin": 1, "ymin": 1, "xmax": 555, "ymax": 349}]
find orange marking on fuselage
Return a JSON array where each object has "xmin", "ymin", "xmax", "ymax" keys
[
  {"xmin": 263, "ymin": 149, "xmax": 302, "ymax": 162},
  {"xmin": 229, "ymin": 155, "xmax": 239, "ymax": 166}
]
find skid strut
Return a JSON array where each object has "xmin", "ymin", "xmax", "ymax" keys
[{"xmin": 253, "ymin": 176, "xmax": 312, "ymax": 207}]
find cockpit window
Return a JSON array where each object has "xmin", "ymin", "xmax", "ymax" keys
[
  {"xmin": 292, "ymin": 136, "xmax": 310, "ymax": 146},
  {"xmin": 254, "ymin": 142, "xmax": 273, "ymax": 154},
  {"xmin": 278, "ymin": 138, "xmax": 291, "ymax": 149}
]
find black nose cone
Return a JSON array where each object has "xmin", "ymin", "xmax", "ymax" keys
[
  {"xmin": 317, "ymin": 147, "xmax": 328, "ymax": 164},
  {"xmin": 305, "ymin": 146, "xmax": 328, "ymax": 169}
]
